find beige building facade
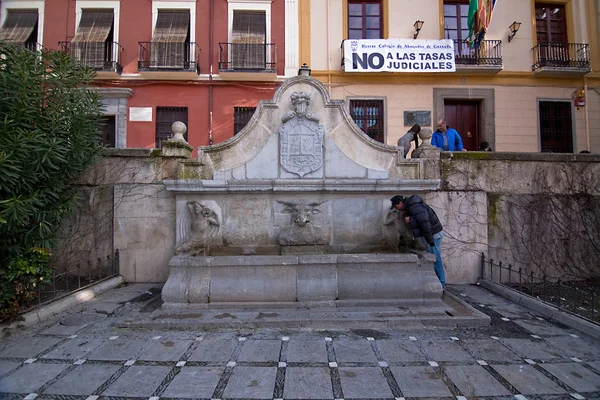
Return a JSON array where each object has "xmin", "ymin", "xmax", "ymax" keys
[{"xmin": 299, "ymin": 0, "xmax": 600, "ymax": 153}]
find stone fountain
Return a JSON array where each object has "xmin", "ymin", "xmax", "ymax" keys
[{"xmin": 161, "ymin": 76, "xmax": 443, "ymax": 309}]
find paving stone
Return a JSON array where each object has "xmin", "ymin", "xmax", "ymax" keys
[
  {"xmin": 42, "ymin": 364, "xmax": 120, "ymax": 395},
  {"xmin": 237, "ymin": 340, "xmax": 281, "ymax": 362},
  {"xmin": 86, "ymin": 339, "xmax": 149, "ymax": 361},
  {"xmin": 377, "ymin": 340, "xmax": 426, "ymax": 362},
  {"xmin": 95, "ymin": 284, "xmax": 157, "ymax": 304},
  {"xmin": 161, "ymin": 366, "xmax": 224, "ymax": 398},
  {"xmin": 444, "ymin": 365, "xmax": 511, "ymax": 397},
  {"xmin": 338, "ymin": 367, "xmax": 393, "ymax": 398},
  {"xmin": 60, "ymin": 313, "xmax": 106, "ymax": 326},
  {"xmin": 41, "ymin": 339, "xmax": 104, "ymax": 360},
  {"xmin": 188, "ymin": 339, "xmax": 237, "ymax": 362},
  {"xmin": 287, "ymin": 340, "xmax": 328, "ymax": 363},
  {"xmin": 0, "ymin": 337, "xmax": 64, "ymax": 358},
  {"xmin": 390, "ymin": 366, "xmax": 453, "ymax": 397},
  {"xmin": 461, "ymin": 339, "xmax": 523, "ymax": 362},
  {"xmin": 0, "ymin": 361, "xmax": 20, "ymax": 377},
  {"xmin": 513, "ymin": 319, "xmax": 571, "ymax": 336},
  {"xmin": 283, "ymin": 367, "xmax": 333, "ymax": 399},
  {"xmin": 491, "ymin": 364, "xmax": 566, "ymax": 395},
  {"xmin": 0, "ymin": 363, "xmax": 68, "ymax": 393},
  {"xmin": 500, "ymin": 338, "xmax": 567, "ymax": 361},
  {"xmin": 490, "ymin": 304, "xmax": 532, "ymax": 319},
  {"xmin": 101, "ymin": 366, "xmax": 171, "ymax": 397},
  {"xmin": 40, "ymin": 323, "xmax": 87, "ymax": 336},
  {"xmin": 90, "ymin": 302, "xmax": 123, "ymax": 315},
  {"xmin": 420, "ymin": 340, "xmax": 474, "ymax": 362},
  {"xmin": 136, "ymin": 339, "xmax": 193, "ymax": 362},
  {"xmin": 543, "ymin": 336, "xmax": 600, "ymax": 360},
  {"xmin": 587, "ymin": 361, "xmax": 600, "ymax": 372},
  {"xmin": 221, "ymin": 366, "xmax": 277, "ymax": 399},
  {"xmin": 332, "ymin": 339, "xmax": 378, "ymax": 363},
  {"xmin": 541, "ymin": 363, "xmax": 600, "ymax": 393}
]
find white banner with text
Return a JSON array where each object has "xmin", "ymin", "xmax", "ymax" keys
[{"xmin": 343, "ymin": 39, "xmax": 456, "ymax": 73}]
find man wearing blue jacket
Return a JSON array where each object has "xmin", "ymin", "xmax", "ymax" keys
[{"xmin": 431, "ymin": 119, "xmax": 466, "ymax": 151}]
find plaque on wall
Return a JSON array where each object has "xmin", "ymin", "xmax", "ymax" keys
[{"xmin": 404, "ymin": 111, "xmax": 431, "ymax": 127}]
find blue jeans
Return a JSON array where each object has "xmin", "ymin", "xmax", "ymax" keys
[{"xmin": 419, "ymin": 232, "xmax": 445, "ymax": 288}]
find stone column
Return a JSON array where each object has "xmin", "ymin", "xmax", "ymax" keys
[{"xmin": 162, "ymin": 121, "xmax": 193, "ymax": 158}]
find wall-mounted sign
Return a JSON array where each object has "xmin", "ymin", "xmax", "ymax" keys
[
  {"xmin": 129, "ymin": 107, "xmax": 153, "ymax": 122},
  {"xmin": 343, "ymin": 39, "xmax": 456, "ymax": 73}
]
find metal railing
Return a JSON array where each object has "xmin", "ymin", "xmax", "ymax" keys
[
  {"xmin": 59, "ymin": 41, "xmax": 124, "ymax": 73},
  {"xmin": 480, "ymin": 253, "xmax": 598, "ymax": 323},
  {"xmin": 218, "ymin": 42, "xmax": 277, "ymax": 72},
  {"xmin": 23, "ymin": 249, "xmax": 120, "ymax": 313},
  {"xmin": 532, "ymin": 42, "xmax": 590, "ymax": 71},
  {"xmin": 138, "ymin": 42, "xmax": 200, "ymax": 73},
  {"xmin": 453, "ymin": 39, "xmax": 502, "ymax": 66}
]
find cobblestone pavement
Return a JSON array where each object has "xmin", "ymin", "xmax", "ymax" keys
[{"xmin": 1, "ymin": 283, "xmax": 599, "ymax": 400}]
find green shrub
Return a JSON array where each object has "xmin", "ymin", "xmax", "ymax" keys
[
  {"xmin": 0, "ymin": 43, "xmax": 104, "ymax": 321},
  {"xmin": 0, "ymin": 248, "xmax": 52, "ymax": 322}
]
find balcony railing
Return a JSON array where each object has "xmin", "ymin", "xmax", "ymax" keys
[
  {"xmin": 453, "ymin": 39, "xmax": 502, "ymax": 66},
  {"xmin": 532, "ymin": 42, "xmax": 590, "ymax": 72},
  {"xmin": 218, "ymin": 42, "xmax": 277, "ymax": 72},
  {"xmin": 59, "ymin": 41, "xmax": 123, "ymax": 74},
  {"xmin": 138, "ymin": 42, "xmax": 200, "ymax": 73}
]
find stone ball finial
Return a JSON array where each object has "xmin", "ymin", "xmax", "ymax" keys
[
  {"xmin": 171, "ymin": 121, "xmax": 188, "ymax": 141},
  {"xmin": 418, "ymin": 127, "xmax": 433, "ymax": 141}
]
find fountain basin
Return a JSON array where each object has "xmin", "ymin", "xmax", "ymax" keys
[{"xmin": 161, "ymin": 253, "xmax": 443, "ymax": 309}]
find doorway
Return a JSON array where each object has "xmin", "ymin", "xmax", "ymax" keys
[{"xmin": 443, "ymin": 100, "xmax": 481, "ymax": 151}]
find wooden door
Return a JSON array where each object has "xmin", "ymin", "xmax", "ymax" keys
[
  {"xmin": 535, "ymin": 4, "xmax": 568, "ymax": 65},
  {"xmin": 444, "ymin": 100, "xmax": 480, "ymax": 151}
]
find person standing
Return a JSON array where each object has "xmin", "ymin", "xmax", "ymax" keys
[
  {"xmin": 431, "ymin": 119, "xmax": 466, "ymax": 152},
  {"xmin": 397, "ymin": 124, "xmax": 421, "ymax": 158},
  {"xmin": 390, "ymin": 195, "xmax": 446, "ymax": 290}
]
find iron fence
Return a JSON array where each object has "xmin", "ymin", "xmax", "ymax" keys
[
  {"xmin": 453, "ymin": 39, "xmax": 502, "ymax": 66},
  {"xmin": 531, "ymin": 42, "xmax": 590, "ymax": 71},
  {"xmin": 23, "ymin": 249, "xmax": 120, "ymax": 313},
  {"xmin": 218, "ymin": 42, "xmax": 277, "ymax": 72},
  {"xmin": 480, "ymin": 253, "xmax": 599, "ymax": 323}
]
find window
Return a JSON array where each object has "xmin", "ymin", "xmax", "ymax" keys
[
  {"xmin": 0, "ymin": 1, "xmax": 44, "ymax": 50},
  {"xmin": 0, "ymin": 10, "xmax": 38, "ymax": 50},
  {"xmin": 72, "ymin": 1, "xmax": 120, "ymax": 69},
  {"xmin": 232, "ymin": 11, "xmax": 266, "ymax": 69},
  {"xmin": 539, "ymin": 101, "xmax": 573, "ymax": 153},
  {"xmin": 156, "ymin": 107, "xmax": 188, "ymax": 148},
  {"xmin": 347, "ymin": 1, "xmax": 382, "ymax": 39},
  {"xmin": 100, "ymin": 115, "xmax": 116, "ymax": 147},
  {"xmin": 151, "ymin": 10, "xmax": 191, "ymax": 68},
  {"xmin": 536, "ymin": 4, "xmax": 567, "ymax": 43},
  {"xmin": 443, "ymin": 0, "xmax": 469, "ymax": 42},
  {"xmin": 349, "ymin": 100, "xmax": 384, "ymax": 143},
  {"xmin": 234, "ymin": 107, "xmax": 256, "ymax": 135}
]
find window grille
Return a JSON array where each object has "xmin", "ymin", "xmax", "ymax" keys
[
  {"xmin": 539, "ymin": 101, "xmax": 573, "ymax": 153},
  {"xmin": 349, "ymin": 100, "xmax": 384, "ymax": 143},
  {"xmin": 156, "ymin": 107, "xmax": 188, "ymax": 148},
  {"xmin": 234, "ymin": 107, "xmax": 256, "ymax": 135}
]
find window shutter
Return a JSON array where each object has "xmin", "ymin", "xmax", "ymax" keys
[
  {"xmin": 0, "ymin": 10, "xmax": 38, "ymax": 43},
  {"xmin": 152, "ymin": 11, "xmax": 190, "ymax": 68},
  {"xmin": 72, "ymin": 10, "xmax": 113, "ymax": 43},
  {"xmin": 232, "ymin": 11, "xmax": 266, "ymax": 69}
]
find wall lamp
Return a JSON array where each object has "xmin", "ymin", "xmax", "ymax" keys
[
  {"xmin": 508, "ymin": 21, "xmax": 521, "ymax": 42},
  {"xmin": 413, "ymin": 20, "xmax": 424, "ymax": 39},
  {"xmin": 298, "ymin": 63, "xmax": 311, "ymax": 76}
]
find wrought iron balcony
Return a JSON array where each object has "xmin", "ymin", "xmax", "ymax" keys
[
  {"xmin": 59, "ymin": 41, "xmax": 123, "ymax": 74},
  {"xmin": 137, "ymin": 42, "xmax": 200, "ymax": 74},
  {"xmin": 453, "ymin": 39, "xmax": 503, "ymax": 73},
  {"xmin": 532, "ymin": 42, "xmax": 590, "ymax": 76},
  {"xmin": 218, "ymin": 42, "xmax": 277, "ymax": 73}
]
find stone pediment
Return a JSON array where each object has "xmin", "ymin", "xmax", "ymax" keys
[{"xmin": 196, "ymin": 77, "xmax": 406, "ymax": 181}]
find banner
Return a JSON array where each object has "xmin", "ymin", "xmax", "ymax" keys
[{"xmin": 343, "ymin": 39, "xmax": 456, "ymax": 73}]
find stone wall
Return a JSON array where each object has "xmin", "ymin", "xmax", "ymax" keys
[{"xmin": 54, "ymin": 149, "xmax": 600, "ymax": 284}]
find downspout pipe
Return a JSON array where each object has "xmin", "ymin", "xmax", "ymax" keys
[{"xmin": 208, "ymin": 0, "xmax": 214, "ymax": 145}]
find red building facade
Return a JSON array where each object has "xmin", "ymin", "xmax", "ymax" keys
[{"xmin": 0, "ymin": 0, "xmax": 295, "ymax": 151}]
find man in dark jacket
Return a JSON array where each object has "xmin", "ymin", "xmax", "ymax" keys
[{"xmin": 390, "ymin": 195, "xmax": 446, "ymax": 289}]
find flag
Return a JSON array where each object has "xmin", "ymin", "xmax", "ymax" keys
[{"xmin": 466, "ymin": 0, "xmax": 497, "ymax": 48}]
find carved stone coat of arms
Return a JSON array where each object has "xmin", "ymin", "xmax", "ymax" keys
[{"xmin": 280, "ymin": 92, "xmax": 324, "ymax": 177}]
